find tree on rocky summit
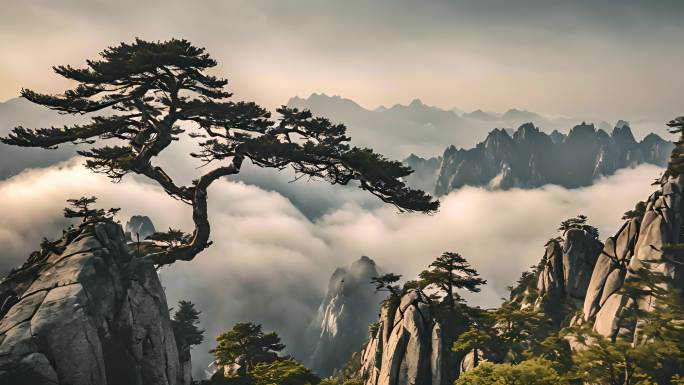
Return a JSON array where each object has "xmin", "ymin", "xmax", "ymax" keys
[
  {"xmin": 557, "ymin": 214, "xmax": 599, "ymax": 239},
  {"xmin": 1, "ymin": 38, "xmax": 439, "ymax": 267},
  {"xmin": 622, "ymin": 201, "xmax": 646, "ymax": 221},
  {"xmin": 662, "ymin": 116, "xmax": 684, "ymax": 180},
  {"xmin": 211, "ymin": 322, "xmax": 285, "ymax": 376},
  {"xmin": 63, "ymin": 196, "xmax": 120, "ymax": 222},
  {"xmin": 418, "ymin": 252, "xmax": 486, "ymax": 309},
  {"xmin": 171, "ymin": 300, "xmax": 204, "ymax": 362}
]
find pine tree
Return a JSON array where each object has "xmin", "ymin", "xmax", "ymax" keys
[
  {"xmin": 418, "ymin": 252, "xmax": 486, "ymax": 309},
  {"xmin": 211, "ymin": 323, "xmax": 285, "ymax": 375},
  {"xmin": 147, "ymin": 228, "xmax": 191, "ymax": 247},
  {"xmin": 171, "ymin": 300, "xmax": 205, "ymax": 363},
  {"xmin": 663, "ymin": 116, "xmax": 684, "ymax": 180},
  {"xmin": 454, "ymin": 358, "xmax": 565, "ymax": 385},
  {"xmin": 249, "ymin": 359, "xmax": 319, "ymax": 385},
  {"xmin": 557, "ymin": 214, "xmax": 599, "ymax": 239},
  {"xmin": 1, "ymin": 38, "xmax": 439, "ymax": 267},
  {"xmin": 63, "ymin": 196, "xmax": 119, "ymax": 222},
  {"xmin": 370, "ymin": 273, "xmax": 402, "ymax": 298},
  {"xmin": 453, "ymin": 302, "xmax": 552, "ymax": 366}
]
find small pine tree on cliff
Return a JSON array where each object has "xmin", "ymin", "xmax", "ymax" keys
[
  {"xmin": 171, "ymin": 300, "xmax": 204, "ymax": 363},
  {"xmin": 63, "ymin": 196, "xmax": 120, "ymax": 222},
  {"xmin": 147, "ymin": 228, "xmax": 191, "ymax": 247},
  {"xmin": 557, "ymin": 214, "xmax": 599, "ymax": 239},
  {"xmin": 663, "ymin": 116, "xmax": 684, "ymax": 180},
  {"xmin": 370, "ymin": 273, "xmax": 402, "ymax": 298},
  {"xmin": 418, "ymin": 251, "xmax": 486, "ymax": 310},
  {"xmin": 211, "ymin": 322, "xmax": 285, "ymax": 375}
]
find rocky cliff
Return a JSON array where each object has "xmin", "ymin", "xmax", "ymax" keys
[
  {"xmin": 512, "ymin": 227, "xmax": 603, "ymax": 326},
  {"xmin": 306, "ymin": 256, "xmax": 382, "ymax": 377},
  {"xmin": 0, "ymin": 219, "xmax": 181, "ymax": 385},
  {"xmin": 358, "ymin": 290, "xmax": 467, "ymax": 385},
  {"xmin": 582, "ymin": 174, "xmax": 684, "ymax": 341},
  {"xmin": 357, "ymin": 219, "xmax": 608, "ymax": 385},
  {"xmin": 433, "ymin": 122, "xmax": 672, "ymax": 195}
]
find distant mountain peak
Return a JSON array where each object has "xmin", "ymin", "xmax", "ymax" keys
[
  {"xmin": 567, "ymin": 122, "xmax": 597, "ymax": 137},
  {"xmin": 611, "ymin": 122, "xmax": 636, "ymax": 144},
  {"xmin": 463, "ymin": 109, "xmax": 499, "ymax": 121},
  {"xmin": 486, "ymin": 127, "xmax": 511, "ymax": 139},
  {"xmin": 408, "ymin": 98, "xmax": 425, "ymax": 107},
  {"xmin": 615, "ymin": 119, "xmax": 630, "ymax": 129},
  {"xmin": 515, "ymin": 122, "xmax": 538, "ymax": 134},
  {"xmin": 286, "ymin": 93, "xmax": 364, "ymax": 113},
  {"xmin": 306, "ymin": 256, "xmax": 382, "ymax": 376},
  {"xmin": 512, "ymin": 122, "xmax": 545, "ymax": 142}
]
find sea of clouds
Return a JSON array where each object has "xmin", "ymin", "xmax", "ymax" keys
[{"xmin": 0, "ymin": 158, "xmax": 663, "ymax": 377}]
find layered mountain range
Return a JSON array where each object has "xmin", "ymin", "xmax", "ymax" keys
[{"xmin": 405, "ymin": 121, "xmax": 673, "ymax": 195}]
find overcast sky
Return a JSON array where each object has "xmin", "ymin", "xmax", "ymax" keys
[{"xmin": 1, "ymin": 0, "xmax": 683, "ymax": 122}]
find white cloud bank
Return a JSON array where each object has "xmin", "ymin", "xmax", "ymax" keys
[{"xmin": 0, "ymin": 159, "xmax": 663, "ymax": 376}]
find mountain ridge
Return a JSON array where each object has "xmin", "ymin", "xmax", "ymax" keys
[{"xmin": 402, "ymin": 121, "xmax": 673, "ymax": 196}]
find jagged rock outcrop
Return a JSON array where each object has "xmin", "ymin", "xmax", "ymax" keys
[
  {"xmin": 358, "ymin": 291, "xmax": 464, "ymax": 385},
  {"xmin": 509, "ymin": 226, "xmax": 603, "ymax": 330},
  {"xmin": 0, "ymin": 220, "xmax": 181, "ymax": 385},
  {"xmin": 434, "ymin": 122, "xmax": 673, "ymax": 195},
  {"xmin": 306, "ymin": 256, "xmax": 382, "ymax": 377},
  {"xmin": 583, "ymin": 174, "xmax": 684, "ymax": 341},
  {"xmin": 537, "ymin": 229, "xmax": 603, "ymax": 301},
  {"xmin": 125, "ymin": 215, "xmax": 156, "ymax": 241}
]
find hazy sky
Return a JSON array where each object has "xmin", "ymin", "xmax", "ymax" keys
[{"xmin": 1, "ymin": 0, "xmax": 683, "ymax": 121}]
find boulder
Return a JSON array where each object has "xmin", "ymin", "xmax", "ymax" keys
[{"xmin": 0, "ymin": 220, "xmax": 181, "ymax": 385}]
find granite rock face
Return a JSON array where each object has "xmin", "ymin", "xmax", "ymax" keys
[
  {"xmin": 358, "ymin": 291, "xmax": 463, "ymax": 385},
  {"xmin": 306, "ymin": 256, "xmax": 382, "ymax": 377},
  {"xmin": 434, "ymin": 122, "xmax": 672, "ymax": 195},
  {"xmin": 0, "ymin": 220, "xmax": 181, "ymax": 385},
  {"xmin": 538, "ymin": 229, "xmax": 603, "ymax": 302},
  {"xmin": 512, "ymin": 228, "xmax": 603, "ymax": 323},
  {"xmin": 583, "ymin": 175, "xmax": 684, "ymax": 341}
]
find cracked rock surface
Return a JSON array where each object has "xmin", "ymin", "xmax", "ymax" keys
[
  {"xmin": 359, "ymin": 290, "xmax": 462, "ymax": 385},
  {"xmin": 583, "ymin": 175, "xmax": 684, "ymax": 341},
  {"xmin": 0, "ymin": 220, "xmax": 180, "ymax": 385}
]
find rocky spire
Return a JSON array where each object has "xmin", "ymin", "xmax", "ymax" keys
[{"xmin": 306, "ymin": 256, "xmax": 382, "ymax": 377}]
